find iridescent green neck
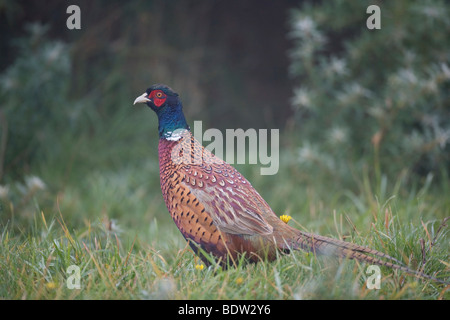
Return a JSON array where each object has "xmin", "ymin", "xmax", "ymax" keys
[{"xmin": 156, "ymin": 102, "xmax": 190, "ymax": 140}]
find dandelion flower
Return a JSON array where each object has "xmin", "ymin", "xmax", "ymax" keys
[
  {"xmin": 235, "ymin": 277, "xmax": 244, "ymax": 285},
  {"xmin": 280, "ymin": 215, "xmax": 292, "ymax": 224},
  {"xmin": 195, "ymin": 264, "xmax": 204, "ymax": 271},
  {"xmin": 45, "ymin": 282, "xmax": 57, "ymax": 290}
]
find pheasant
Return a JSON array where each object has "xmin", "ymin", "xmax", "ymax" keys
[{"xmin": 133, "ymin": 84, "xmax": 445, "ymax": 283}]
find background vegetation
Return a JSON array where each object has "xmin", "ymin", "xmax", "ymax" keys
[{"xmin": 0, "ymin": 0, "xmax": 449, "ymax": 300}]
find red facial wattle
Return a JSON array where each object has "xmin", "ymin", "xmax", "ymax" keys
[{"xmin": 149, "ymin": 90, "xmax": 167, "ymax": 107}]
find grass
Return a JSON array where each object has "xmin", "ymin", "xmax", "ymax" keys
[
  {"xmin": 1, "ymin": 156, "xmax": 449, "ymax": 300},
  {"xmin": 0, "ymin": 103, "xmax": 449, "ymax": 300},
  {"xmin": 1, "ymin": 7, "xmax": 448, "ymax": 301}
]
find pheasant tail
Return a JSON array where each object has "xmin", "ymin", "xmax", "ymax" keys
[{"xmin": 290, "ymin": 229, "xmax": 446, "ymax": 283}]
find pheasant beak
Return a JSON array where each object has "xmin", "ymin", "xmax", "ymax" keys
[{"xmin": 133, "ymin": 93, "xmax": 151, "ymax": 105}]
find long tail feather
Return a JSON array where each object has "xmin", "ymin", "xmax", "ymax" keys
[{"xmin": 295, "ymin": 230, "xmax": 448, "ymax": 284}]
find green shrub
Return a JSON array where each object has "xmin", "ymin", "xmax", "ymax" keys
[
  {"xmin": 288, "ymin": 1, "xmax": 450, "ymax": 184},
  {"xmin": 0, "ymin": 23, "xmax": 72, "ymax": 179}
]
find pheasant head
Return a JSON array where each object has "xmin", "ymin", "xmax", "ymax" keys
[{"xmin": 133, "ymin": 84, "xmax": 189, "ymax": 140}]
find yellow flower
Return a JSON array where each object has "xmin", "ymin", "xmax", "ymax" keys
[
  {"xmin": 280, "ymin": 215, "xmax": 292, "ymax": 224},
  {"xmin": 195, "ymin": 264, "xmax": 204, "ymax": 271},
  {"xmin": 235, "ymin": 277, "xmax": 244, "ymax": 285},
  {"xmin": 45, "ymin": 282, "xmax": 57, "ymax": 289}
]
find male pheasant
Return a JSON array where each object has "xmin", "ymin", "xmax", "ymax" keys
[{"xmin": 134, "ymin": 84, "xmax": 444, "ymax": 282}]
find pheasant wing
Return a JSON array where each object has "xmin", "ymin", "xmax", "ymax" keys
[{"xmin": 180, "ymin": 143, "xmax": 275, "ymax": 236}]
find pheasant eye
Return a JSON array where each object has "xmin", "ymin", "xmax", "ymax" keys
[{"xmin": 151, "ymin": 90, "xmax": 167, "ymax": 107}]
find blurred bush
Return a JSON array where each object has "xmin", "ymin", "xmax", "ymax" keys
[
  {"xmin": 0, "ymin": 0, "xmax": 295, "ymax": 185},
  {"xmin": 288, "ymin": 1, "xmax": 450, "ymax": 184},
  {"xmin": 0, "ymin": 24, "xmax": 73, "ymax": 179}
]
